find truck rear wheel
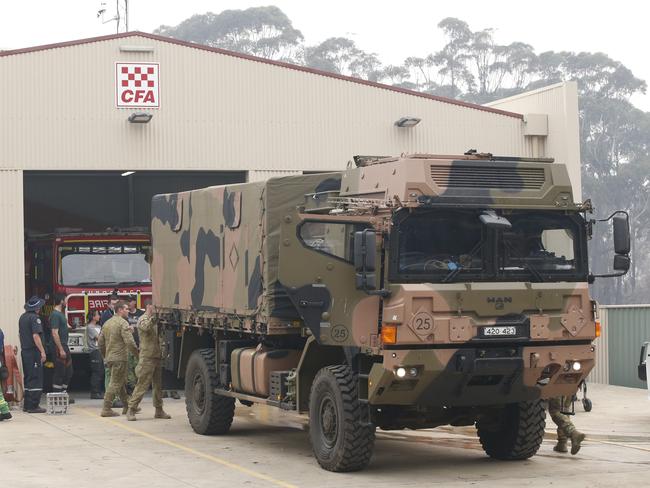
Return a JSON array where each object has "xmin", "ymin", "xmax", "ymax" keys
[
  {"xmin": 185, "ymin": 349, "xmax": 235, "ymax": 435},
  {"xmin": 309, "ymin": 365, "xmax": 375, "ymax": 472},
  {"xmin": 476, "ymin": 400, "xmax": 546, "ymax": 460}
]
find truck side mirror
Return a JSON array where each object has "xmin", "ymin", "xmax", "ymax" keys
[
  {"xmin": 613, "ymin": 254, "xmax": 630, "ymax": 272},
  {"xmin": 354, "ymin": 230, "xmax": 376, "ymax": 290},
  {"xmin": 613, "ymin": 214, "xmax": 630, "ymax": 255},
  {"xmin": 589, "ymin": 210, "xmax": 632, "ymax": 282}
]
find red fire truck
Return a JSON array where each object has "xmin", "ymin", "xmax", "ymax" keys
[{"xmin": 25, "ymin": 228, "xmax": 152, "ymax": 355}]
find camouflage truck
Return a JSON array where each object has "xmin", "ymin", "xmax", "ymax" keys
[{"xmin": 151, "ymin": 153, "xmax": 630, "ymax": 472}]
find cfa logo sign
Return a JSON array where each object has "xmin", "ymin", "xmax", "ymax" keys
[{"xmin": 115, "ymin": 62, "xmax": 160, "ymax": 108}]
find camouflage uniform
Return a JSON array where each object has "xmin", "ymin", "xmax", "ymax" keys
[
  {"xmin": 548, "ymin": 396, "xmax": 585, "ymax": 454},
  {"xmin": 126, "ymin": 313, "xmax": 170, "ymax": 420},
  {"xmin": 98, "ymin": 315, "xmax": 138, "ymax": 416}
]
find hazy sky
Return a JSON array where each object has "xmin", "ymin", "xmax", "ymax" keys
[{"xmin": 1, "ymin": 0, "xmax": 648, "ymax": 110}]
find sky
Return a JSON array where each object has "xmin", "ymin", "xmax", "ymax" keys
[{"xmin": 1, "ymin": 0, "xmax": 648, "ymax": 110}]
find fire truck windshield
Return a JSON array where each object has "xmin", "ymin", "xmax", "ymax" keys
[{"xmin": 59, "ymin": 243, "xmax": 151, "ymax": 287}]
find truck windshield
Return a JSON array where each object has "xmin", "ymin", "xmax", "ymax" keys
[
  {"xmin": 499, "ymin": 214, "xmax": 578, "ymax": 275},
  {"xmin": 390, "ymin": 209, "xmax": 586, "ymax": 282},
  {"xmin": 59, "ymin": 243, "xmax": 151, "ymax": 286},
  {"xmin": 396, "ymin": 210, "xmax": 485, "ymax": 275}
]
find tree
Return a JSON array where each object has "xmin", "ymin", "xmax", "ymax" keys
[
  {"xmin": 432, "ymin": 18, "xmax": 474, "ymax": 97},
  {"xmin": 154, "ymin": 6, "xmax": 304, "ymax": 62},
  {"xmin": 304, "ymin": 37, "xmax": 382, "ymax": 80}
]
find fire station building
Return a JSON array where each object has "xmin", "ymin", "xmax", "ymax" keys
[{"xmin": 0, "ymin": 31, "xmax": 580, "ymax": 348}]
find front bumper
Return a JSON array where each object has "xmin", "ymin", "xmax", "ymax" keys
[{"xmin": 368, "ymin": 342, "xmax": 594, "ymax": 406}]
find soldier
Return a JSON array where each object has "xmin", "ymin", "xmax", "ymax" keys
[
  {"xmin": 19, "ymin": 296, "xmax": 47, "ymax": 413},
  {"xmin": 98, "ymin": 300, "xmax": 139, "ymax": 417},
  {"xmin": 548, "ymin": 396, "xmax": 585, "ymax": 455},
  {"xmin": 126, "ymin": 302, "xmax": 170, "ymax": 421}
]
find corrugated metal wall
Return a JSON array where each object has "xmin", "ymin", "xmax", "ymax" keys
[
  {"xmin": 0, "ymin": 170, "xmax": 25, "ymax": 349},
  {"xmin": 588, "ymin": 307, "xmax": 610, "ymax": 384},
  {"xmin": 0, "ymin": 35, "xmax": 529, "ymax": 172},
  {"xmin": 600, "ymin": 305, "xmax": 650, "ymax": 388}
]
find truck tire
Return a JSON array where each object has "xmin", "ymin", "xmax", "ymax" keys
[
  {"xmin": 476, "ymin": 400, "xmax": 545, "ymax": 460},
  {"xmin": 185, "ymin": 348, "xmax": 235, "ymax": 435},
  {"xmin": 309, "ymin": 365, "xmax": 375, "ymax": 472}
]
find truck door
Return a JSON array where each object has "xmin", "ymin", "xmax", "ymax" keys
[{"xmin": 279, "ymin": 218, "xmax": 381, "ymax": 348}]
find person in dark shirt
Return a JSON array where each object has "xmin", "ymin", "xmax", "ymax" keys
[
  {"xmin": 125, "ymin": 295, "xmax": 144, "ymax": 392},
  {"xmin": 50, "ymin": 293, "xmax": 74, "ymax": 402},
  {"xmin": 19, "ymin": 296, "xmax": 47, "ymax": 413},
  {"xmin": 100, "ymin": 294, "xmax": 119, "ymax": 326}
]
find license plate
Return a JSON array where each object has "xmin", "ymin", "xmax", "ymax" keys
[
  {"xmin": 482, "ymin": 326, "xmax": 517, "ymax": 337},
  {"xmin": 68, "ymin": 337, "xmax": 82, "ymax": 346}
]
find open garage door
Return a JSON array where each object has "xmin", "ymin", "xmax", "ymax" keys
[
  {"xmin": 24, "ymin": 170, "xmax": 246, "ymax": 233},
  {"xmin": 23, "ymin": 170, "xmax": 246, "ymax": 391}
]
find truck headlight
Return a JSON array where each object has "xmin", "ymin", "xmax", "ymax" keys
[
  {"xmin": 394, "ymin": 366, "xmax": 419, "ymax": 379},
  {"xmin": 572, "ymin": 361, "xmax": 582, "ymax": 371}
]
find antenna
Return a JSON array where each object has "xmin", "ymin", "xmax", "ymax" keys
[{"xmin": 97, "ymin": 0, "xmax": 129, "ymax": 33}]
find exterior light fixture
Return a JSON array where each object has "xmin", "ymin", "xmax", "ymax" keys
[
  {"xmin": 121, "ymin": 171, "xmax": 135, "ymax": 177},
  {"xmin": 394, "ymin": 116, "xmax": 421, "ymax": 128},
  {"xmin": 128, "ymin": 112, "xmax": 153, "ymax": 124}
]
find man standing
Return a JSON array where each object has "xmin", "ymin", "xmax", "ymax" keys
[
  {"xmin": 0, "ymin": 326, "xmax": 12, "ymax": 420},
  {"xmin": 100, "ymin": 293, "xmax": 119, "ymax": 326},
  {"xmin": 100, "ymin": 293, "xmax": 122, "ymax": 407},
  {"xmin": 126, "ymin": 302, "xmax": 170, "ymax": 421},
  {"xmin": 126, "ymin": 295, "xmax": 144, "ymax": 392},
  {"xmin": 549, "ymin": 396, "xmax": 585, "ymax": 455},
  {"xmin": 50, "ymin": 293, "xmax": 74, "ymax": 401},
  {"xmin": 19, "ymin": 296, "xmax": 47, "ymax": 413},
  {"xmin": 98, "ymin": 301, "xmax": 138, "ymax": 417},
  {"xmin": 85, "ymin": 310, "xmax": 103, "ymax": 399}
]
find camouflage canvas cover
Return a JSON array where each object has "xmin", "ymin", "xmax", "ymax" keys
[{"xmin": 151, "ymin": 174, "xmax": 341, "ymax": 322}]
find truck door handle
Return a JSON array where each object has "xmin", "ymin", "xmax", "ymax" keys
[{"xmin": 299, "ymin": 300, "xmax": 324, "ymax": 308}]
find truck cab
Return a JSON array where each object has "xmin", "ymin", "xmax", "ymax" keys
[{"xmin": 25, "ymin": 228, "xmax": 152, "ymax": 355}]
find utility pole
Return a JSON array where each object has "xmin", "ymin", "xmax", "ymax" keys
[{"xmin": 97, "ymin": 1, "xmax": 129, "ymax": 33}]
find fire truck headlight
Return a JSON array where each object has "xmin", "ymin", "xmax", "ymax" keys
[{"xmin": 572, "ymin": 361, "xmax": 582, "ymax": 372}]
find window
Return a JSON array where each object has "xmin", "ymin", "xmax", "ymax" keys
[
  {"xmin": 499, "ymin": 215, "xmax": 578, "ymax": 274},
  {"xmin": 59, "ymin": 243, "xmax": 151, "ymax": 286},
  {"xmin": 299, "ymin": 221, "xmax": 370, "ymax": 262},
  {"xmin": 396, "ymin": 210, "xmax": 485, "ymax": 275}
]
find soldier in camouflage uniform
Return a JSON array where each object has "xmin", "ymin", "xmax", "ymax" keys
[
  {"xmin": 98, "ymin": 301, "xmax": 139, "ymax": 417},
  {"xmin": 126, "ymin": 302, "xmax": 171, "ymax": 421},
  {"xmin": 548, "ymin": 396, "xmax": 585, "ymax": 455}
]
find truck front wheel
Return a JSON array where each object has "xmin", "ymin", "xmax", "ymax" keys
[
  {"xmin": 185, "ymin": 349, "xmax": 235, "ymax": 435},
  {"xmin": 309, "ymin": 365, "xmax": 375, "ymax": 472},
  {"xmin": 476, "ymin": 400, "xmax": 546, "ymax": 460}
]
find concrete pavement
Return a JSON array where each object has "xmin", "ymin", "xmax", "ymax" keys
[{"xmin": 1, "ymin": 383, "xmax": 649, "ymax": 487}]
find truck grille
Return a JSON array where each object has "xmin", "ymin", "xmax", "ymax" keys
[{"xmin": 430, "ymin": 165, "xmax": 546, "ymax": 190}]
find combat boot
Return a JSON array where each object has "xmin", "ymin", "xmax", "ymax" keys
[
  {"xmin": 154, "ymin": 407, "xmax": 171, "ymax": 419},
  {"xmin": 570, "ymin": 431, "xmax": 586, "ymax": 455},
  {"xmin": 553, "ymin": 439, "xmax": 568, "ymax": 453},
  {"xmin": 126, "ymin": 408, "xmax": 137, "ymax": 421},
  {"xmin": 122, "ymin": 405, "xmax": 141, "ymax": 415},
  {"xmin": 101, "ymin": 408, "xmax": 119, "ymax": 417}
]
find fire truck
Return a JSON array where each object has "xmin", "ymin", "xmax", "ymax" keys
[{"xmin": 25, "ymin": 228, "xmax": 152, "ymax": 356}]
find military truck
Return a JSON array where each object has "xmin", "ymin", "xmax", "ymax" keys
[{"xmin": 151, "ymin": 153, "xmax": 630, "ymax": 472}]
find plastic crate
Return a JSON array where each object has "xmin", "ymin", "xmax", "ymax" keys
[{"xmin": 46, "ymin": 392, "xmax": 69, "ymax": 415}]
